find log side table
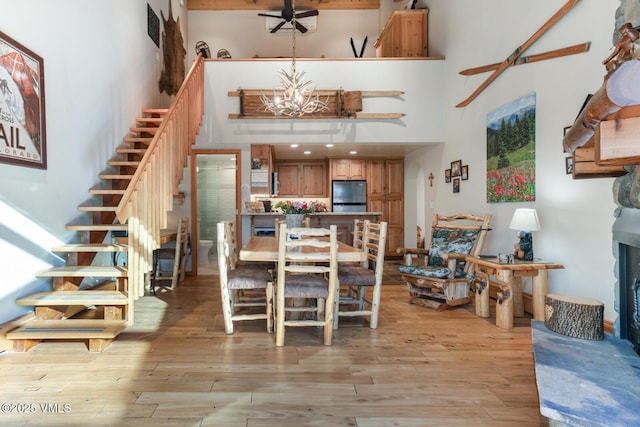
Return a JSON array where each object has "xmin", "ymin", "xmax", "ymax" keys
[{"xmin": 465, "ymin": 256, "xmax": 564, "ymax": 330}]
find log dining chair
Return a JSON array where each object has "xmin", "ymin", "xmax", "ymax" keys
[
  {"xmin": 335, "ymin": 221, "xmax": 387, "ymax": 329},
  {"xmin": 217, "ymin": 221, "xmax": 273, "ymax": 334},
  {"xmin": 352, "ymin": 218, "xmax": 367, "ymax": 250},
  {"xmin": 225, "ymin": 219, "xmax": 272, "ymax": 270},
  {"xmin": 396, "ymin": 213, "xmax": 492, "ymax": 311},
  {"xmin": 274, "ymin": 216, "xmax": 311, "ymax": 241},
  {"xmin": 150, "ymin": 217, "xmax": 189, "ymax": 295},
  {"xmin": 275, "ymin": 224, "xmax": 338, "ymax": 346}
]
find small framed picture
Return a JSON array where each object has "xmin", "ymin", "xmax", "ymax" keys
[
  {"xmin": 461, "ymin": 165, "xmax": 469, "ymax": 181},
  {"xmin": 451, "ymin": 160, "xmax": 462, "ymax": 177},
  {"xmin": 565, "ymin": 156, "xmax": 573, "ymax": 175},
  {"xmin": 453, "ymin": 178, "xmax": 460, "ymax": 193},
  {"xmin": 445, "ymin": 169, "xmax": 451, "ymax": 183}
]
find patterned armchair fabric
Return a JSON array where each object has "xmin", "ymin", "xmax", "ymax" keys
[{"xmin": 397, "ymin": 227, "xmax": 480, "ymax": 279}]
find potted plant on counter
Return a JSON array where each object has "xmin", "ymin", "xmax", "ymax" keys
[{"xmin": 274, "ymin": 200, "xmax": 327, "ymax": 228}]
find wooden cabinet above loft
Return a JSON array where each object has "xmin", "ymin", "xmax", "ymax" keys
[{"xmin": 374, "ymin": 9, "xmax": 428, "ymax": 58}]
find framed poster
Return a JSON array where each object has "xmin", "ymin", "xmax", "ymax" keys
[
  {"xmin": 486, "ymin": 92, "xmax": 536, "ymax": 203},
  {"xmin": 0, "ymin": 30, "xmax": 47, "ymax": 169}
]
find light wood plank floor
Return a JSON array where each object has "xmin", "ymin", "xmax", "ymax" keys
[{"xmin": 0, "ymin": 261, "xmax": 547, "ymax": 426}]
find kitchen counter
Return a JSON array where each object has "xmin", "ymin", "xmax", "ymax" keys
[
  {"xmin": 243, "ymin": 212, "xmax": 382, "ymax": 245},
  {"xmin": 242, "ymin": 212, "xmax": 383, "ymax": 216}
]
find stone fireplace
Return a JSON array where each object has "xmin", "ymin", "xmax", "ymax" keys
[{"xmin": 612, "ymin": 205, "xmax": 640, "ymax": 356}]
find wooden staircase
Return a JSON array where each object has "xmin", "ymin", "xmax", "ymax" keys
[
  {"xmin": 6, "ymin": 54, "xmax": 205, "ymax": 352},
  {"xmin": 6, "ymin": 109, "xmax": 167, "ymax": 352}
]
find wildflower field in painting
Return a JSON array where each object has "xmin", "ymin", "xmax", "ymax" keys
[{"xmin": 486, "ymin": 93, "xmax": 536, "ymax": 203}]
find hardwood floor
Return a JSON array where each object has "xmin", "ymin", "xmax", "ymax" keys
[{"xmin": 0, "ymin": 261, "xmax": 547, "ymax": 426}]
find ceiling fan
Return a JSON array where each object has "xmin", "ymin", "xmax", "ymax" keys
[{"xmin": 258, "ymin": 0, "xmax": 319, "ymax": 34}]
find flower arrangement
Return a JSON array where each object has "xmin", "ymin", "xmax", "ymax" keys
[{"xmin": 274, "ymin": 200, "xmax": 327, "ymax": 214}]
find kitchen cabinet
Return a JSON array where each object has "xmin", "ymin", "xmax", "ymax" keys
[
  {"xmin": 374, "ymin": 9, "xmax": 428, "ymax": 58},
  {"xmin": 250, "ymin": 145, "xmax": 274, "ymax": 195},
  {"xmin": 330, "ymin": 159, "xmax": 366, "ymax": 180},
  {"xmin": 275, "ymin": 161, "xmax": 327, "ymax": 197},
  {"xmin": 367, "ymin": 158, "xmax": 404, "ymax": 256}
]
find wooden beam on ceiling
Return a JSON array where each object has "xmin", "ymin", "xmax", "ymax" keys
[{"xmin": 187, "ymin": 0, "xmax": 380, "ymax": 11}]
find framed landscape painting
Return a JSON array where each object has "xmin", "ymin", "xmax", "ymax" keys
[
  {"xmin": 486, "ymin": 92, "xmax": 535, "ymax": 203},
  {"xmin": 0, "ymin": 30, "xmax": 47, "ymax": 169}
]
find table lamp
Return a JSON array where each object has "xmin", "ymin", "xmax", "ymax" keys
[{"xmin": 509, "ymin": 208, "xmax": 541, "ymax": 261}]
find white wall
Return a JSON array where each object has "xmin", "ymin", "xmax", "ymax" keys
[
  {"xmin": 0, "ymin": 0, "xmax": 185, "ymax": 324},
  {"xmin": 430, "ymin": 0, "xmax": 621, "ymax": 320}
]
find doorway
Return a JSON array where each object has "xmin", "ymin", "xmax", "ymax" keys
[{"xmin": 191, "ymin": 149, "xmax": 241, "ymax": 276}]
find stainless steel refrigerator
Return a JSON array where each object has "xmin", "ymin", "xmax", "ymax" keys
[{"xmin": 332, "ymin": 180, "xmax": 367, "ymax": 212}]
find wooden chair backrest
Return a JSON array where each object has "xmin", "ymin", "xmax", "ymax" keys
[
  {"xmin": 352, "ymin": 219, "xmax": 368, "ymax": 249},
  {"xmin": 223, "ymin": 220, "xmax": 239, "ymax": 269},
  {"xmin": 277, "ymin": 224, "xmax": 338, "ymax": 272},
  {"xmin": 274, "ymin": 216, "xmax": 311, "ymax": 240},
  {"xmin": 175, "ymin": 217, "xmax": 189, "ymax": 281},
  {"xmin": 217, "ymin": 221, "xmax": 231, "ymax": 276},
  {"xmin": 363, "ymin": 221, "xmax": 387, "ymax": 282}
]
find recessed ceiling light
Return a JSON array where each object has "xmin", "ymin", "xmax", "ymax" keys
[
  {"xmin": 349, "ymin": 151, "xmax": 357, "ymax": 155},
  {"xmin": 325, "ymin": 144, "xmax": 334, "ymax": 148},
  {"xmin": 291, "ymin": 144, "xmax": 298, "ymax": 148},
  {"xmin": 304, "ymin": 151, "xmax": 311, "ymax": 155}
]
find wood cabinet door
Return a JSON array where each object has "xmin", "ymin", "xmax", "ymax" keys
[
  {"xmin": 276, "ymin": 163, "xmax": 300, "ymax": 196},
  {"xmin": 399, "ymin": 12, "xmax": 427, "ymax": 56},
  {"xmin": 331, "ymin": 159, "xmax": 350, "ymax": 180},
  {"xmin": 386, "ymin": 159, "xmax": 404, "ymax": 198},
  {"xmin": 366, "ymin": 159, "xmax": 386, "ymax": 197},
  {"xmin": 302, "ymin": 163, "xmax": 327, "ymax": 197},
  {"xmin": 386, "ymin": 198, "xmax": 404, "ymax": 255},
  {"xmin": 331, "ymin": 159, "xmax": 366, "ymax": 180},
  {"xmin": 349, "ymin": 159, "xmax": 367, "ymax": 180}
]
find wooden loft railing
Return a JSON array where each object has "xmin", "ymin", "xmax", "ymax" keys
[{"xmin": 115, "ymin": 54, "xmax": 205, "ymax": 301}]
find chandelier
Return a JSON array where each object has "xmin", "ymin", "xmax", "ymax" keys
[{"xmin": 260, "ymin": 2, "xmax": 329, "ymax": 117}]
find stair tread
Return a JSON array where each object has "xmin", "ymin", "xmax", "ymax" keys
[
  {"xmin": 16, "ymin": 291, "xmax": 128, "ymax": 306},
  {"xmin": 116, "ymin": 147, "xmax": 147, "ymax": 154},
  {"xmin": 66, "ymin": 224, "xmax": 127, "ymax": 231},
  {"xmin": 51, "ymin": 243, "xmax": 128, "ymax": 253},
  {"xmin": 123, "ymin": 136, "xmax": 153, "ymax": 142},
  {"xmin": 136, "ymin": 117, "xmax": 163, "ymax": 124},
  {"xmin": 7, "ymin": 319, "xmax": 127, "ymax": 340},
  {"xmin": 108, "ymin": 160, "xmax": 141, "ymax": 166},
  {"xmin": 78, "ymin": 206, "xmax": 118, "ymax": 212},
  {"xmin": 99, "ymin": 173, "xmax": 134, "ymax": 179},
  {"xmin": 130, "ymin": 127, "xmax": 158, "ymax": 134},
  {"xmin": 36, "ymin": 266, "xmax": 127, "ymax": 278},
  {"xmin": 142, "ymin": 108, "xmax": 168, "ymax": 115},
  {"xmin": 89, "ymin": 188, "xmax": 125, "ymax": 195}
]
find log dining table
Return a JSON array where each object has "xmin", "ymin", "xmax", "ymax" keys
[{"xmin": 239, "ymin": 235, "xmax": 365, "ymax": 263}]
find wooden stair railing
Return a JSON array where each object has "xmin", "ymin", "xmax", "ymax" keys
[
  {"xmin": 115, "ymin": 54, "xmax": 204, "ymax": 304},
  {"xmin": 6, "ymin": 54, "xmax": 205, "ymax": 352}
]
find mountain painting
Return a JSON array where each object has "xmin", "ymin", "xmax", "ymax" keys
[{"xmin": 486, "ymin": 92, "xmax": 536, "ymax": 203}]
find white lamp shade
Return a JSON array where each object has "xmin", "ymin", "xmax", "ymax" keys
[{"xmin": 509, "ymin": 208, "xmax": 541, "ymax": 231}]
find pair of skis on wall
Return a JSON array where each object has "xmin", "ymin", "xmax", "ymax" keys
[{"xmin": 457, "ymin": 0, "xmax": 588, "ymax": 108}]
